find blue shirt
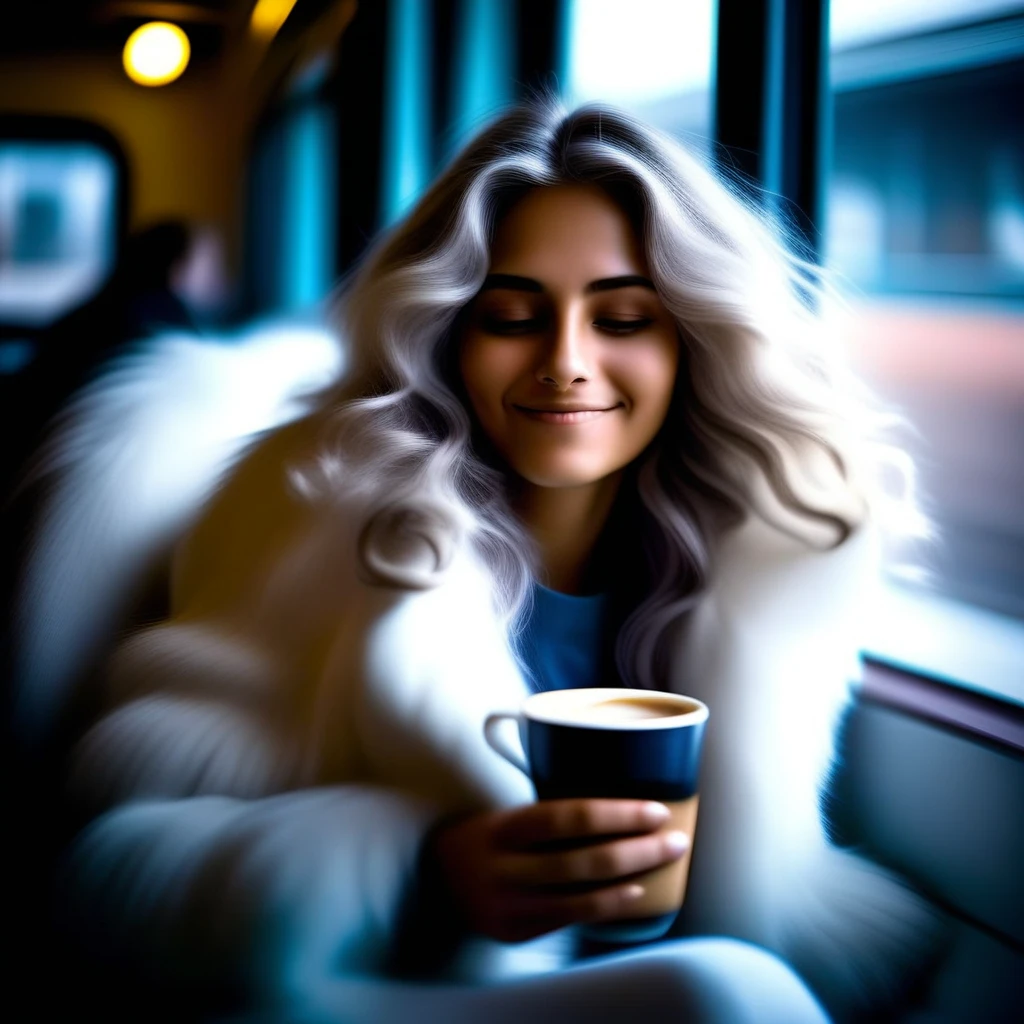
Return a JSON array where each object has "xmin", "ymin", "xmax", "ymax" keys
[{"xmin": 516, "ymin": 581, "xmax": 611, "ymax": 693}]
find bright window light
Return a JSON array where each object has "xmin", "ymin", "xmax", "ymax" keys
[
  {"xmin": 567, "ymin": 0, "xmax": 714, "ymax": 104},
  {"xmin": 122, "ymin": 22, "xmax": 191, "ymax": 87},
  {"xmin": 831, "ymin": 0, "xmax": 1024, "ymax": 48},
  {"xmin": 0, "ymin": 143, "xmax": 118, "ymax": 326}
]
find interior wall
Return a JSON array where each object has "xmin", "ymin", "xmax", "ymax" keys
[{"xmin": 0, "ymin": 55, "xmax": 246, "ymax": 239}]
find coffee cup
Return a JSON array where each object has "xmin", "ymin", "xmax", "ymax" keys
[{"xmin": 484, "ymin": 687, "xmax": 708, "ymax": 942}]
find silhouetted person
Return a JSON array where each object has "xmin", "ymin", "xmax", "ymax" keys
[
  {"xmin": 18, "ymin": 221, "xmax": 198, "ymax": 459},
  {"xmin": 4, "ymin": 216, "xmax": 205, "ymax": 590}
]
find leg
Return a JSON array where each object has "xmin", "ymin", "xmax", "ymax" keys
[{"xmin": 278, "ymin": 938, "xmax": 831, "ymax": 1024}]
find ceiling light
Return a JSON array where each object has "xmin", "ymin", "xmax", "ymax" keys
[{"xmin": 123, "ymin": 22, "xmax": 191, "ymax": 87}]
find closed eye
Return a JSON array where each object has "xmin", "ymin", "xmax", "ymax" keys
[
  {"xmin": 595, "ymin": 317, "xmax": 655, "ymax": 335},
  {"xmin": 478, "ymin": 315, "xmax": 656, "ymax": 336},
  {"xmin": 480, "ymin": 316, "xmax": 543, "ymax": 335}
]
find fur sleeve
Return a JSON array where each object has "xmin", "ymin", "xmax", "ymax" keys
[
  {"xmin": 673, "ymin": 516, "xmax": 946, "ymax": 1021},
  {"xmin": 13, "ymin": 324, "xmax": 342, "ymax": 745},
  {"xmin": 62, "ymin": 787, "xmax": 437, "ymax": 1003},
  {"xmin": 61, "ymin": 617, "xmax": 440, "ymax": 1004}
]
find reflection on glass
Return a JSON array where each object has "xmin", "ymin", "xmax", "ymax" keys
[
  {"xmin": 0, "ymin": 143, "xmax": 117, "ymax": 327},
  {"xmin": 828, "ymin": 0, "xmax": 1024, "ymax": 621},
  {"xmin": 828, "ymin": 64, "xmax": 1024, "ymax": 297}
]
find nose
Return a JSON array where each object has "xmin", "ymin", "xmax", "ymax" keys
[{"xmin": 535, "ymin": 309, "xmax": 592, "ymax": 389}]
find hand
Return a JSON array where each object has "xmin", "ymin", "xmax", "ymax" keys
[{"xmin": 427, "ymin": 799, "xmax": 690, "ymax": 944}]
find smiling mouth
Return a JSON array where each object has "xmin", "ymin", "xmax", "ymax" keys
[{"xmin": 513, "ymin": 404, "xmax": 621, "ymax": 424}]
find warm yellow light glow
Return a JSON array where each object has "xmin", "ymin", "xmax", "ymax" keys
[
  {"xmin": 123, "ymin": 22, "xmax": 191, "ymax": 87},
  {"xmin": 250, "ymin": 0, "xmax": 300, "ymax": 39}
]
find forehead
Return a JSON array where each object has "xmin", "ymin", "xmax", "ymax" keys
[{"xmin": 488, "ymin": 184, "xmax": 648, "ymax": 284}]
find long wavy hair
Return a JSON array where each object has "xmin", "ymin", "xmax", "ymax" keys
[{"xmin": 296, "ymin": 98, "xmax": 908, "ymax": 689}]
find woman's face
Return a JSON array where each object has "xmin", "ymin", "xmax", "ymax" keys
[{"xmin": 460, "ymin": 184, "xmax": 680, "ymax": 491}]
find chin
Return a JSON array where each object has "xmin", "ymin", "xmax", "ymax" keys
[{"xmin": 516, "ymin": 462, "xmax": 620, "ymax": 490}]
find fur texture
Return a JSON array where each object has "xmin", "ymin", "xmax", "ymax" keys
[
  {"xmin": 18, "ymin": 329, "xmax": 942, "ymax": 1020},
  {"xmin": 14, "ymin": 321, "xmax": 343, "ymax": 742}
]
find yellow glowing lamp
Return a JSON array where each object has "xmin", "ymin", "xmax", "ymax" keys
[
  {"xmin": 250, "ymin": 0, "xmax": 299, "ymax": 40},
  {"xmin": 123, "ymin": 22, "xmax": 191, "ymax": 87}
]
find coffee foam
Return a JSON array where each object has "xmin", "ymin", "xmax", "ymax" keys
[
  {"xmin": 571, "ymin": 697, "xmax": 688, "ymax": 724},
  {"xmin": 523, "ymin": 687, "xmax": 708, "ymax": 732}
]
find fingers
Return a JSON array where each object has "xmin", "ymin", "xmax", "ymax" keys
[
  {"xmin": 501, "ymin": 829, "xmax": 690, "ymax": 888},
  {"xmin": 498, "ymin": 881, "xmax": 647, "ymax": 943},
  {"xmin": 432, "ymin": 801, "xmax": 686, "ymax": 945},
  {"xmin": 493, "ymin": 799, "xmax": 671, "ymax": 850}
]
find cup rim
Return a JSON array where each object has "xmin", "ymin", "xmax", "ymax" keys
[{"xmin": 521, "ymin": 687, "xmax": 709, "ymax": 731}]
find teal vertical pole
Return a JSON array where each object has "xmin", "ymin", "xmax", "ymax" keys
[
  {"xmin": 446, "ymin": 0, "xmax": 515, "ymax": 159},
  {"xmin": 380, "ymin": 0, "xmax": 432, "ymax": 225},
  {"xmin": 761, "ymin": 0, "xmax": 786, "ymax": 198},
  {"xmin": 284, "ymin": 104, "xmax": 336, "ymax": 309}
]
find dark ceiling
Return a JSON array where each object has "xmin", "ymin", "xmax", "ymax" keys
[
  {"xmin": 1, "ymin": 2, "xmax": 239, "ymax": 61},
  {"xmin": 3, "ymin": 1, "xmax": 350, "ymax": 64}
]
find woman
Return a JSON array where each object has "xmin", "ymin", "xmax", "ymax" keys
[{"xmin": 17, "ymin": 100, "xmax": 942, "ymax": 1023}]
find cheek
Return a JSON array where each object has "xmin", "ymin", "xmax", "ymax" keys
[
  {"xmin": 459, "ymin": 337, "xmax": 520, "ymax": 421},
  {"xmin": 609, "ymin": 342, "xmax": 679, "ymax": 419},
  {"xmin": 459, "ymin": 338, "xmax": 493, "ymax": 410}
]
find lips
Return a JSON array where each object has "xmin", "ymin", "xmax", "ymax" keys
[{"xmin": 513, "ymin": 403, "xmax": 621, "ymax": 424}]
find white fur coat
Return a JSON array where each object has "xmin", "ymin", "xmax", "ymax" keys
[{"xmin": 16, "ymin": 326, "xmax": 941, "ymax": 1020}]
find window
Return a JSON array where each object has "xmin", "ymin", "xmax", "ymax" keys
[
  {"xmin": 0, "ymin": 141, "xmax": 118, "ymax": 328},
  {"xmin": 825, "ymin": 1, "xmax": 1024, "ymax": 705},
  {"xmin": 566, "ymin": 0, "xmax": 716, "ymax": 157},
  {"xmin": 827, "ymin": 1, "xmax": 1024, "ymax": 626}
]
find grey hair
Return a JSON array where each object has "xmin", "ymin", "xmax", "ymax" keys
[{"xmin": 298, "ymin": 98, "xmax": 912, "ymax": 688}]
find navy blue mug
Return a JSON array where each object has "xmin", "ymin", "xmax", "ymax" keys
[{"xmin": 484, "ymin": 687, "xmax": 709, "ymax": 942}]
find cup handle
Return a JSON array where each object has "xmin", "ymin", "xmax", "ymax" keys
[{"xmin": 484, "ymin": 712, "xmax": 530, "ymax": 777}]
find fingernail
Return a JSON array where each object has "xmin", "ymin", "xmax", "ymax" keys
[
  {"xmin": 664, "ymin": 831, "xmax": 690, "ymax": 855},
  {"xmin": 641, "ymin": 802, "xmax": 671, "ymax": 824}
]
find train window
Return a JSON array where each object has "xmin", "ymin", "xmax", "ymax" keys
[
  {"xmin": 566, "ymin": 0, "xmax": 715, "ymax": 155},
  {"xmin": 827, "ymin": 1, "xmax": 1024, "ymax": 692},
  {"xmin": 0, "ymin": 141, "xmax": 118, "ymax": 328}
]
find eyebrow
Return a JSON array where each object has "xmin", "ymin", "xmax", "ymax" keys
[{"xmin": 479, "ymin": 273, "xmax": 656, "ymax": 294}]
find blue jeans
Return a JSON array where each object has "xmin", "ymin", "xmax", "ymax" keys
[{"xmin": 229, "ymin": 937, "xmax": 831, "ymax": 1024}]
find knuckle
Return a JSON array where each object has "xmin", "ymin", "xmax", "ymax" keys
[
  {"xmin": 586, "ymin": 845, "xmax": 622, "ymax": 878},
  {"xmin": 610, "ymin": 884, "xmax": 640, "ymax": 914},
  {"xmin": 581, "ymin": 889, "xmax": 617, "ymax": 921},
  {"xmin": 650, "ymin": 833, "xmax": 672, "ymax": 861},
  {"xmin": 622, "ymin": 801, "xmax": 647, "ymax": 828},
  {"xmin": 565, "ymin": 801, "xmax": 595, "ymax": 834}
]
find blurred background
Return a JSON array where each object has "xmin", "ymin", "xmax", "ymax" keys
[{"xmin": 0, "ymin": 0, "xmax": 1021, "ymax": 681}]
